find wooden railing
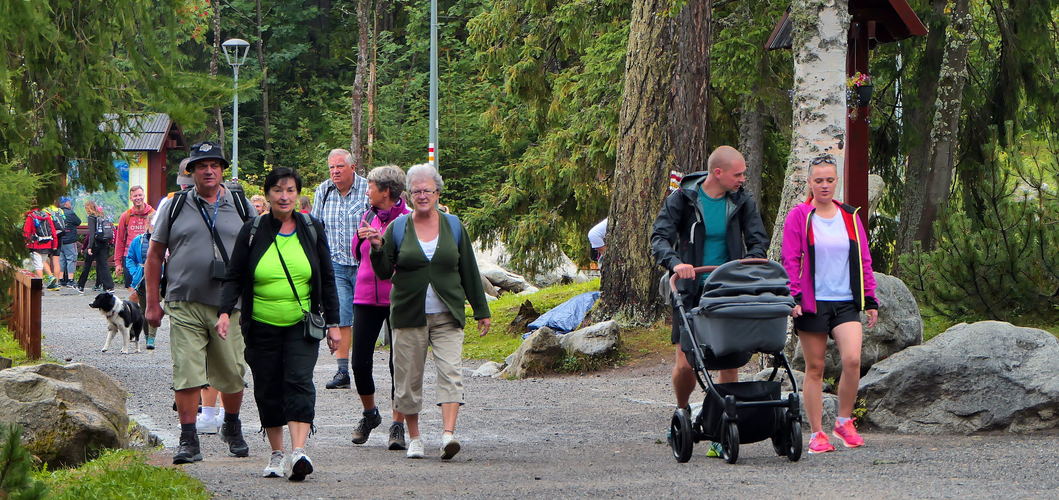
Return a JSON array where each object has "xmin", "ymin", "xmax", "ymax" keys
[{"xmin": 1, "ymin": 260, "xmax": 42, "ymax": 360}]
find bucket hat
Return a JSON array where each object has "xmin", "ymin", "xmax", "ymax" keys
[{"xmin": 185, "ymin": 141, "xmax": 228, "ymax": 172}]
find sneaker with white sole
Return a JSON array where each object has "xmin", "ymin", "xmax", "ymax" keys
[
  {"xmin": 285, "ymin": 448, "xmax": 313, "ymax": 482},
  {"xmin": 262, "ymin": 450, "xmax": 284, "ymax": 478},
  {"xmin": 406, "ymin": 438, "xmax": 424, "ymax": 459},
  {"xmin": 196, "ymin": 412, "xmax": 221, "ymax": 434},
  {"xmin": 440, "ymin": 433, "xmax": 461, "ymax": 460}
]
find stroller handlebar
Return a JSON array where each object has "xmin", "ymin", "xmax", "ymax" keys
[{"xmin": 668, "ymin": 258, "xmax": 772, "ymax": 293}]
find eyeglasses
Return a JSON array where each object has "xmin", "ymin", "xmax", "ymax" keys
[
  {"xmin": 810, "ymin": 154, "xmax": 836, "ymax": 165},
  {"xmin": 411, "ymin": 189, "xmax": 438, "ymax": 197}
]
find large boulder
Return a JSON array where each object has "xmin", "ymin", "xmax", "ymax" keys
[
  {"xmin": 786, "ymin": 272, "xmax": 922, "ymax": 380},
  {"xmin": 498, "ymin": 327, "xmax": 564, "ymax": 379},
  {"xmin": 859, "ymin": 321, "xmax": 1059, "ymax": 434},
  {"xmin": 559, "ymin": 321, "xmax": 620, "ymax": 357},
  {"xmin": 479, "ymin": 262, "xmax": 534, "ymax": 294},
  {"xmin": 0, "ymin": 363, "xmax": 129, "ymax": 467}
]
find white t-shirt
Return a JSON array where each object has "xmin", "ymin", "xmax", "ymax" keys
[
  {"xmin": 418, "ymin": 235, "xmax": 449, "ymax": 314},
  {"xmin": 811, "ymin": 213, "xmax": 853, "ymax": 301},
  {"xmin": 588, "ymin": 218, "xmax": 608, "ymax": 249}
]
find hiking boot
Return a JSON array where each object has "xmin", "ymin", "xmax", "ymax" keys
[
  {"xmin": 76, "ymin": 285, "xmax": 85, "ymax": 295},
  {"xmin": 351, "ymin": 409, "xmax": 382, "ymax": 444},
  {"xmin": 219, "ymin": 418, "xmax": 250, "ymax": 457},
  {"xmin": 387, "ymin": 422, "xmax": 407, "ymax": 450},
  {"xmin": 325, "ymin": 371, "xmax": 351, "ymax": 389},
  {"xmin": 406, "ymin": 438, "xmax": 424, "ymax": 459},
  {"xmin": 833, "ymin": 419, "xmax": 865, "ymax": 448},
  {"xmin": 173, "ymin": 431, "xmax": 202, "ymax": 464},
  {"xmin": 46, "ymin": 277, "xmax": 60, "ymax": 291},
  {"xmin": 285, "ymin": 448, "xmax": 313, "ymax": 482},
  {"xmin": 262, "ymin": 450, "xmax": 284, "ymax": 478},
  {"xmin": 808, "ymin": 431, "xmax": 835, "ymax": 454},
  {"xmin": 146, "ymin": 337, "xmax": 155, "ymax": 350},
  {"xmin": 440, "ymin": 433, "xmax": 461, "ymax": 460}
]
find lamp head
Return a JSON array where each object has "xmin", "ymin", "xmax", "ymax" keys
[{"xmin": 221, "ymin": 38, "xmax": 251, "ymax": 67}]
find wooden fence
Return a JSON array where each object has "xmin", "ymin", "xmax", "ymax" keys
[{"xmin": 1, "ymin": 260, "xmax": 42, "ymax": 360}]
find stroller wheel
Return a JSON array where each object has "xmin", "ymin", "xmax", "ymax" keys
[
  {"xmin": 669, "ymin": 409, "xmax": 693, "ymax": 463},
  {"xmin": 786, "ymin": 415, "xmax": 802, "ymax": 462},
  {"xmin": 771, "ymin": 409, "xmax": 789, "ymax": 457},
  {"xmin": 721, "ymin": 421, "xmax": 739, "ymax": 464}
]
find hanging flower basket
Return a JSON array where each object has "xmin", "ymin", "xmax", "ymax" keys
[
  {"xmin": 846, "ymin": 72, "xmax": 872, "ymax": 109},
  {"xmin": 855, "ymin": 84, "xmax": 874, "ymax": 107}
]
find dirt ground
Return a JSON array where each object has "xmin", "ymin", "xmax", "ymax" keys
[{"xmin": 42, "ymin": 289, "xmax": 1059, "ymax": 499}]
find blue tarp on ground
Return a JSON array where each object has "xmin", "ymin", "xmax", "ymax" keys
[{"xmin": 526, "ymin": 291, "xmax": 601, "ymax": 335}]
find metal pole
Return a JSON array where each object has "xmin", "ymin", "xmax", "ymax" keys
[
  {"xmin": 232, "ymin": 65, "xmax": 240, "ymax": 179},
  {"xmin": 428, "ymin": 0, "xmax": 438, "ymax": 168}
]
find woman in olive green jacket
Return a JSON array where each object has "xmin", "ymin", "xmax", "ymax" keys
[{"xmin": 368, "ymin": 163, "xmax": 491, "ymax": 460}]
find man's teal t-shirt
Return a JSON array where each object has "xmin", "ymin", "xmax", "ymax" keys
[{"xmin": 698, "ymin": 184, "xmax": 729, "ymax": 271}]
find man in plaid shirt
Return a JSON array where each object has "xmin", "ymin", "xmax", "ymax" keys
[{"xmin": 312, "ymin": 148, "xmax": 369, "ymax": 390}]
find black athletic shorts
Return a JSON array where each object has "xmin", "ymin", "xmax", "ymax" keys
[{"xmin": 794, "ymin": 300, "xmax": 860, "ymax": 335}]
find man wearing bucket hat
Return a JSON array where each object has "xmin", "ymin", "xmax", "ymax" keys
[{"xmin": 146, "ymin": 141, "xmax": 255, "ymax": 464}]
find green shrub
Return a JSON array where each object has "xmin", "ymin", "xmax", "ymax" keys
[
  {"xmin": 899, "ymin": 141, "xmax": 1058, "ymax": 322},
  {"xmin": 0, "ymin": 424, "xmax": 48, "ymax": 500},
  {"xmin": 36, "ymin": 449, "xmax": 208, "ymax": 500}
]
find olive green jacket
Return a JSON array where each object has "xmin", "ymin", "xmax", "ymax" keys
[{"xmin": 369, "ymin": 211, "xmax": 491, "ymax": 329}]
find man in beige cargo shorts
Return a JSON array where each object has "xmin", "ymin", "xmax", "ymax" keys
[{"xmin": 145, "ymin": 141, "xmax": 255, "ymax": 464}]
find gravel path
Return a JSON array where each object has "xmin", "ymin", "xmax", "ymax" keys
[{"xmin": 41, "ymin": 287, "xmax": 1059, "ymax": 499}]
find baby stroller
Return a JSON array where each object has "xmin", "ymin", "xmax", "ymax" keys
[{"xmin": 667, "ymin": 259, "xmax": 802, "ymax": 464}]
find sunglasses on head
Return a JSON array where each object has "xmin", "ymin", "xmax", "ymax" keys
[{"xmin": 810, "ymin": 154, "xmax": 836, "ymax": 165}]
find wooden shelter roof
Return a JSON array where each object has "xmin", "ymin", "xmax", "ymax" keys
[{"xmin": 765, "ymin": 0, "xmax": 928, "ymax": 50}]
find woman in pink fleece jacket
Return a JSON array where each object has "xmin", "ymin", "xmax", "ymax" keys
[
  {"xmin": 349, "ymin": 165, "xmax": 412, "ymax": 449},
  {"xmin": 780, "ymin": 155, "xmax": 879, "ymax": 455}
]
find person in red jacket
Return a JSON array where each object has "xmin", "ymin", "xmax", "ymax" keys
[
  {"xmin": 23, "ymin": 206, "xmax": 60, "ymax": 289},
  {"xmin": 114, "ymin": 185, "xmax": 156, "ymax": 291}
]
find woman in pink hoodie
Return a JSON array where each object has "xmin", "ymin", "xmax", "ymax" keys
[
  {"xmin": 349, "ymin": 165, "xmax": 412, "ymax": 450},
  {"xmin": 780, "ymin": 154, "xmax": 879, "ymax": 455}
]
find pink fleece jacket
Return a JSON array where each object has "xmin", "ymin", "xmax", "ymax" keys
[
  {"xmin": 352, "ymin": 199, "xmax": 411, "ymax": 306},
  {"xmin": 780, "ymin": 199, "xmax": 878, "ymax": 314}
]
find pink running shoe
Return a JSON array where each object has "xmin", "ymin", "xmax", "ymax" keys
[
  {"xmin": 808, "ymin": 431, "xmax": 835, "ymax": 454},
  {"xmin": 833, "ymin": 419, "xmax": 865, "ymax": 448}
]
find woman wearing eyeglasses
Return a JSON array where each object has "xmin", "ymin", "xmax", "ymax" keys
[
  {"xmin": 366, "ymin": 163, "xmax": 491, "ymax": 460},
  {"xmin": 780, "ymin": 154, "xmax": 879, "ymax": 454}
]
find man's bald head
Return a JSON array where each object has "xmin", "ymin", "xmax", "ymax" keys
[{"xmin": 707, "ymin": 145, "xmax": 745, "ymax": 172}]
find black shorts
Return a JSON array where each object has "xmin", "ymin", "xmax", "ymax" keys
[{"xmin": 794, "ymin": 300, "xmax": 860, "ymax": 335}]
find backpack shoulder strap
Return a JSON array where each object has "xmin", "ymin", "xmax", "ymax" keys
[
  {"xmin": 167, "ymin": 188, "xmax": 192, "ymax": 235},
  {"xmin": 319, "ymin": 184, "xmax": 336, "ymax": 212},
  {"xmin": 231, "ymin": 189, "xmax": 251, "ymax": 221},
  {"xmin": 297, "ymin": 212, "xmax": 318, "ymax": 247},
  {"xmin": 443, "ymin": 213, "xmax": 463, "ymax": 244},
  {"xmin": 392, "ymin": 214, "xmax": 408, "ymax": 249},
  {"xmin": 248, "ymin": 215, "xmax": 264, "ymax": 247}
]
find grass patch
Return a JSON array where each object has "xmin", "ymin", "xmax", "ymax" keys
[
  {"xmin": 0, "ymin": 327, "xmax": 56, "ymax": 365},
  {"xmin": 36, "ymin": 449, "xmax": 208, "ymax": 500},
  {"xmin": 462, "ymin": 279, "xmax": 601, "ymax": 362}
]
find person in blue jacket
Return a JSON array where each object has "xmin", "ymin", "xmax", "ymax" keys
[{"xmin": 125, "ymin": 229, "xmax": 157, "ymax": 349}]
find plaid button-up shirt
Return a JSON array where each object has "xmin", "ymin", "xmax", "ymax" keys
[{"xmin": 311, "ymin": 176, "xmax": 369, "ymax": 266}]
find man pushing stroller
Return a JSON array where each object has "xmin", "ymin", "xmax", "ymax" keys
[{"xmin": 651, "ymin": 146, "xmax": 769, "ymax": 455}]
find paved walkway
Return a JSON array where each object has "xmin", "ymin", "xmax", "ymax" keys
[{"xmin": 40, "ymin": 287, "xmax": 1059, "ymax": 499}]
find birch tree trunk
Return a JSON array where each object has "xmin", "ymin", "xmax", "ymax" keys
[
  {"xmin": 592, "ymin": 0, "xmax": 675, "ymax": 324},
  {"xmin": 366, "ymin": 0, "xmax": 383, "ymax": 166},
  {"xmin": 350, "ymin": 0, "xmax": 371, "ymax": 173},
  {"xmin": 768, "ymin": 0, "xmax": 849, "ymax": 258},
  {"xmin": 256, "ymin": 0, "xmax": 271, "ymax": 164},
  {"xmin": 211, "ymin": 0, "xmax": 225, "ymax": 150},
  {"xmin": 898, "ymin": 0, "xmax": 973, "ymax": 252}
]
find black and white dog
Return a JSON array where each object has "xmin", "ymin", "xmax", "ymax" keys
[{"xmin": 89, "ymin": 292, "xmax": 145, "ymax": 354}]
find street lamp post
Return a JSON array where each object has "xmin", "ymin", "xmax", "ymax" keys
[
  {"xmin": 222, "ymin": 38, "xmax": 251, "ymax": 180},
  {"xmin": 428, "ymin": 0, "xmax": 438, "ymax": 168}
]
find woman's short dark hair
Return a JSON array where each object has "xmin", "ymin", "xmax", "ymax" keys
[{"xmin": 263, "ymin": 167, "xmax": 302, "ymax": 193}]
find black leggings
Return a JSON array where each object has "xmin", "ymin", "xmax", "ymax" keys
[
  {"xmin": 244, "ymin": 320, "xmax": 319, "ymax": 427},
  {"xmin": 351, "ymin": 304, "xmax": 393, "ymax": 397},
  {"xmin": 78, "ymin": 242, "xmax": 114, "ymax": 290}
]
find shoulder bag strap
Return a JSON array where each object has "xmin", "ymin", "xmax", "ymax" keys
[{"xmin": 273, "ymin": 238, "xmax": 308, "ymax": 314}]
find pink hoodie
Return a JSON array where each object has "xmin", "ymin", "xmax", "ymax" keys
[
  {"xmin": 780, "ymin": 199, "xmax": 878, "ymax": 314},
  {"xmin": 352, "ymin": 199, "xmax": 411, "ymax": 306}
]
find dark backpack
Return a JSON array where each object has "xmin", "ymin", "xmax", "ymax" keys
[
  {"xmin": 166, "ymin": 186, "xmax": 252, "ymax": 236},
  {"xmin": 96, "ymin": 216, "xmax": 115, "ymax": 241},
  {"xmin": 248, "ymin": 212, "xmax": 318, "ymax": 248},
  {"xmin": 32, "ymin": 212, "xmax": 54, "ymax": 243},
  {"xmin": 47, "ymin": 208, "xmax": 66, "ymax": 235}
]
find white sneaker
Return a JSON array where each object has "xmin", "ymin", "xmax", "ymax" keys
[
  {"xmin": 440, "ymin": 433, "xmax": 461, "ymax": 460},
  {"xmin": 406, "ymin": 438, "xmax": 424, "ymax": 459},
  {"xmin": 285, "ymin": 448, "xmax": 313, "ymax": 482},
  {"xmin": 195, "ymin": 412, "xmax": 221, "ymax": 434},
  {"xmin": 262, "ymin": 450, "xmax": 284, "ymax": 478}
]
